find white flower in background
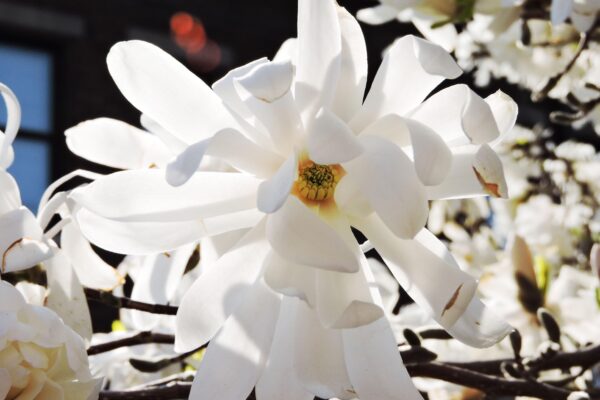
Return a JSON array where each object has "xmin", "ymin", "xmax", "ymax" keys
[
  {"xmin": 0, "ymin": 280, "xmax": 100, "ymax": 400},
  {"xmin": 357, "ymin": 0, "xmax": 513, "ymax": 51},
  {"xmin": 551, "ymin": 0, "xmax": 600, "ymax": 32},
  {"xmin": 0, "ymin": 83, "xmax": 54, "ymax": 275},
  {"xmin": 69, "ymin": 0, "xmax": 517, "ymax": 397}
]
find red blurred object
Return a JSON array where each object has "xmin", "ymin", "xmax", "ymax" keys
[
  {"xmin": 170, "ymin": 12, "xmax": 207, "ymax": 53},
  {"xmin": 170, "ymin": 11, "xmax": 220, "ymax": 72}
]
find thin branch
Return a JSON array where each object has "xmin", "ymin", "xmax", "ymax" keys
[
  {"xmin": 87, "ymin": 332, "xmax": 175, "ymax": 356},
  {"xmin": 406, "ymin": 362, "xmax": 572, "ymax": 399},
  {"xmin": 84, "ymin": 288, "xmax": 179, "ymax": 315},
  {"xmin": 99, "ymin": 383, "xmax": 192, "ymax": 399},
  {"xmin": 129, "ymin": 345, "xmax": 207, "ymax": 373},
  {"xmin": 532, "ymin": 30, "xmax": 592, "ymax": 102}
]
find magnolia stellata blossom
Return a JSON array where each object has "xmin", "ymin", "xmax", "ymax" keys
[
  {"xmin": 356, "ymin": 0, "xmax": 514, "ymax": 51},
  {"xmin": 551, "ymin": 0, "xmax": 600, "ymax": 32},
  {"xmin": 0, "ymin": 83, "xmax": 54, "ymax": 275},
  {"xmin": 69, "ymin": 0, "xmax": 517, "ymax": 398},
  {"xmin": 0, "ymin": 280, "xmax": 100, "ymax": 400}
]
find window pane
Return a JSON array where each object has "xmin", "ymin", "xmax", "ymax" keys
[
  {"xmin": 0, "ymin": 43, "xmax": 53, "ymax": 134},
  {"xmin": 8, "ymin": 138, "xmax": 50, "ymax": 211}
]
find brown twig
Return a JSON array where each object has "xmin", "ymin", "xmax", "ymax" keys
[
  {"xmin": 129, "ymin": 345, "xmax": 207, "ymax": 373},
  {"xmin": 87, "ymin": 332, "xmax": 175, "ymax": 356},
  {"xmin": 84, "ymin": 288, "xmax": 179, "ymax": 315}
]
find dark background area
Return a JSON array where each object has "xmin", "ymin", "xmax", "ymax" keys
[{"xmin": 0, "ymin": 0, "xmax": 593, "ymax": 331}]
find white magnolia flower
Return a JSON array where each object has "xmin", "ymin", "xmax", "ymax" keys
[
  {"xmin": 0, "ymin": 83, "xmax": 54, "ymax": 275},
  {"xmin": 357, "ymin": 0, "xmax": 515, "ymax": 51},
  {"xmin": 551, "ymin": 0, "xmax": 600, "ymax": 32},
  {"xmin": 0, "ymin": 280, "xmax": 100, "ymax": 400},
  {"xmin": 70, "ymin": 0, "xmax": 517, "ymax": 398}
]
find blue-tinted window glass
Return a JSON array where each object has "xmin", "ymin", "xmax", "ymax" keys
[
  {"xmin": 0, "ymin": 44, "xmax": 53, "ymax": 133},
  {"xmin": 8, "ymin": 139, "xmax": 50, "ymax": 211}
]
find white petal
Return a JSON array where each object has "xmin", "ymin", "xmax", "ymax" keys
[
  {"xmin": 236, "ymin": 61, "xmax": 294, "ymax": 103},
  {"xmin": 166, "ymin": 128, "xmax": 283, "ymax": 186},
  {"xmin": 266, "ymin": 197, "xmax": 359, "ymax": 272},
  {"xmin": 342, "ymin": 318, "xmax": 423, "ymax": 400},
  {"xmin": 189, "ymin": 280, "xmax": 280, "ymax": 400},
  {"xmin": 0, "ymin": 280, "xmax": 26, "ymax": 312},
  {"xmin": 551, "ymin": 0, "xmax": 573, "ymax": 25},
  {"xmin": 65, "ymin": 118, "xmax": 172, "ymax": 169},
  {"xmin": 274, "ymin": 38, "xmax": 297, "ymax": 64},
  {"xmin": 316, "ymin": 268, "xmax": 384, "ymax": 329},
  {"xmin": 175, "ymin": 219, "xmax": 269, "ymax": 352},
  {"xmin": 485, "ymin": 90, "xmax": 518, "ymax": 137},
  {"xmin": 235, "ymin": 63, "xmax": 302, "ymax": 155},
  {"xmin": 107, "ymin": 40, "xmax": 239, "ymax": 144},
  {"xmin": 571, "ymin": 10, "xmax": 596, "ymax": 32},
  {"xmin": 412, "ymin": 12, "xmax": 457, "ymax": 52},
  {"xmin": 44, "ymin": 249, "xmax": 93, "ymax": 342},
  {"xmin": 61, "ymin": 222, "xmax": 124, "ymax": 290},
  {"xmin": 15, "ymin": 282, "xmax": 45, "ymax": 306},
  {"xmin": 345, "ymin": 136, "xmax": 428, "ymax": 239},
  {"xmin": 140, "ymin": 113, "xmax": 187, "ymax": 154},
  {"xmin": 350, "ymin": 35, "xmax": 461, "ymax": 133},
  {"xmin": 75, "ymin": 207, "xmax": 206, "ymax": 255},
  {"xmin": 410, "ymin": 84, "xmax": 500, "ymax": 145},
  {"xmin": 257, "ymin": 154, "xmax": 296, "ymax": 214},
  {"xmin": 0, "ymin": 369, "xmax": 10, "ymax": 400},
  {"xmin": 333, "ymin": 173, "xmax": 372, "ymax": 219},
  {"xmin": 0, "ymin": 83, "xmax": 20, "ymax": 167},
  {"xmin": 212, "ymin": 57, "xmax": 269, "ymax": 119},
  {"xmin": 256, "ymin": 298, "xmax": 313, "ymax": 400},
  {"xmin": 130, "ymin": 244, "xmax": 195, "ymax": 330},
  {"xmin": 426, "ymin": 144, "xmax": 508, "ymax": 199},
  {"xmin": 0, "ymin": 170, "xmax": 21, "ymax": 215},
  {"xmin": 0, "ymin": 207, "xmax": 53, "ymax": 274},
  {"xmin": 307, "ymin": 109, "xmax": 363, "ymax": 165},
  {"xmin": 405, "ymin": 118, "xmax": 453, "ymax": 186},
  {"xmin": 295, "ymin": 0, "xmax": 342, "ymax": 118},
  {"xmin": 293, "ymin": 301, "xmax": 355, "ymax": 400},
  {"xmin": 447, "ymin": 296, "xmax": 513, "ymax": 348},
  {"xmin": 331, "ymin": 7, "xmax": 368, "ymax": 122},
  {"xmin": 70, "ymin": 169, "xmax": 260, "ymax": 222},
  {"xmin": 263, "ymin": 250, "xmax": 317, "ymax": 306},
  {"xmin": 358, "ymin": 215, "xmax": 477, "ymax": 329},
  {"xmin": 358, "ymin": 113, "xmax": 411, "ymax": 146},
  {"xmin": 356, "ymin": 5, "xmax": 398, "ymax": 25}
]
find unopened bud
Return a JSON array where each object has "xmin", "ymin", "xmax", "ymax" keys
[{"xmin": 537, "ymin": 308, "xmax": 561, "ymax": 344}]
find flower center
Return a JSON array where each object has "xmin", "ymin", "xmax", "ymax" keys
[{"xmin": 295, "ymin": 161, "xmax": 341, "ymax": 202}]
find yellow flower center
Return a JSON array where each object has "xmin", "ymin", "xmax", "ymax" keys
[{"xmin": 294, "ymin": 160, "xmax": 342, "ymax": 202}]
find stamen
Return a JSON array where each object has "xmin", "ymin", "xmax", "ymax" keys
[{"xmin": 295, "ymin": 161, "xmax": 341, "ymax": 202}]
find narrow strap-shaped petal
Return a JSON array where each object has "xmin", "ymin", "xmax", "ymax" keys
[
  {"xmin": 295, "ymin": 0, "xmax": 342, "ymax": 120},
  {"xmin": 255, "ymin": 298, "xmax": 313, "ymax": 400},
  {"xmin": 350, "ymin": 35, "xmax": 461, "ymax": 133},
  {"xmin": 60, "ymin": 222, "xmax": 123, "ymax": 291},
  {"xmin": 307, "ymin": 109, "xmax": 363, "ymax": 165},
  {"xmin": 0, "ymin": 170, "xmax": 21, "ymax": 215},
  {"xmin": 175, "ymin": 219, "xmax": 269, "ymax": 352},
  {"xmin": 551, "ymin": 0, "xmax": 574, "ymax": 25},
  {"xmin": 45, "ymin": 248, "xmax": 93, "ymax": 342},
  {"xmin": 70, "ymin": 169, "xmax": 261, "ymax": 222},
  {"xmin": 263, "ymin": 250, "xmax": 317, "ymax": 306},
  {"xmin": 405, "ymin": 118, "xmax": 453, "ymax": 186},
  {"xmin": 266, "ymin": 197, "xmax": 360, "ymax": 272},
  {"xmin": 345, "ymin": 135, "xmax": 428, "ymax": 239},
  {"xmin": 257, "ymin": 153, "xmax": 296, "ymax": 214},
  {"xmin": 188, "ymin": 280, "xmax": 280, "ymax": 400},
  {"xmin": 409, "ymin": 84, "xmax": 501, "ymax": 145},
  {"xmin": 107, "ymin": 40, "xmax": 241, "ymax": 144},
  {"xmin": 0, "ymin": 83, "xmax": 20, "ymax": 168},
  {"xmin": 357, "ymin": 214, "xmax": 478, "ymax": 329},
  {"xmin": 342, "ymin": 317, "xmax": 424, "ymax": 400},
  {"xmin": 293, "ymin": 301, "xmax": 355, "ymax": 400},
  {"xmin": 356, "ymin": 4, "xmax": 398, "ymax": 25},
  {"xmin": 65, "ymin": 118, "xmax": 172, "ymax": 169},
  {"xmin": 446, "ymin": 296, "xmax": 513, "ymax": 348},
  {"xmin": 74, "ymin": 207, "xmax": 207, "ymax": 255},
  {"xmin": 426, "ymin": 144, "xmax": 508, "ymax": 199},
  {"xmin": 331, "ymin": 7, "xmax": 368, "ymax": 122}
]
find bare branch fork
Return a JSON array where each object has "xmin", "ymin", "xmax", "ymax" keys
[{"xmin": 84, "ymin": 287, "xmax": 179, "ymax": 315}]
